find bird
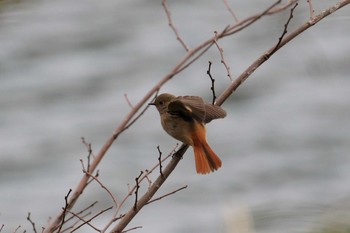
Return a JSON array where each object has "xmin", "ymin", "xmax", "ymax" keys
[{"xmin": 150, "ymin": 93, "xmax": 226, "ymax": 174}]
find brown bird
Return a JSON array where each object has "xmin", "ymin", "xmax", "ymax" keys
[{"xmin": 150, "ymin": 93, "xmax": 226, "ymax": 174}]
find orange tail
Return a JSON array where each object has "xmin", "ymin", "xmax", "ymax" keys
[{"xmin": 191, "ymin": 123, "xmax": 222, "ymax": 174}]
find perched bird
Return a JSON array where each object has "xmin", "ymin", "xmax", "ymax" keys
[{"xmin": 150, "ymin": 93, "xmax": 226, "ymax": 174}]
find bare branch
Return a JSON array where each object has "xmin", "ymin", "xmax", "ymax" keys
[
  {"xmin": 157, "ymin": 146, "xmax": 163, "ymax": 177},
  {"xmin": 143, "ymin": 170, "xmax": 153, "ymax": 188},
  {"xmin": 213, "ymin": 31, "xmax": 233, "ymax": 82},
  {"xmin": 68, "ymin": 206, "xmax": 113, "ymax": 233},
  {"xmin": 64, "ymin": 201, "xmax": 98, "ymax": 225},
  {"xmin": 307, "ymin": 0, "xmax": 315, "ymax": 19},
  {"xmin": 162, "ymin": 0, "xmax": 190, "ymax": 51},
  {"xmin": 110, "ymin": 145, "xmax": 189, "ymax": 233},
  {"xmin": 174, "ymin": 1, "xmax": 294, "ymax": 75},
  {"xmin": 122, "ymin": 226, "xmax": 143, "ymax": 233},
  {"xmin": 26, "ymin": 213, "xmax": 37, "ymax": 233},
  {"xmin": 81, "ymin": 137, "xmax": 94, "ymax": 172},
  {"xmin": 14, "ymin": 225, "xmax": 21, "ymax": 233},
  {"xmin": 57, "ymin": 189, "xmax": 72, "ymax": 233},
  {"xmin": 124, "ymin": 94, "xmax": 134, "ymax": 109},
  {"xmin": 223, "ymin": 0, "xmax": 283, "ymax": 37},
  {"xmin": 82, "ymin": 167, "xmax": 119, "ymax": 210},
  {"xmin": 147, "ymin": 185, "xmax": 188, "ymax": 205},
  {"xmin": 61, "ymin": 211, "xmax": 93, "ymax": 233},
  {"xmin": 271, "ymin": 2, "xmax": 298, "ymax": 54},
  {"xmin": 133, "ymin": 172, "xmax": 143, "ymax": 211},
  {"xmin": 206, "ymin": 61, "xmax": 217, "ymax": 104}
]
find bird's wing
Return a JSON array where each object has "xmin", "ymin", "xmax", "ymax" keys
[
  {"xmin": 168, "ymin": 96, "xmax": 226, "ymax": 123},
  {"xmin": 203, "ymin": 104, "xmax": 227, "ymax": 123}
]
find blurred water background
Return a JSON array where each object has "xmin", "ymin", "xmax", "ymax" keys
[{"xmin": 1, "ymin": 0, "xmax": 350, "ymax": 232}]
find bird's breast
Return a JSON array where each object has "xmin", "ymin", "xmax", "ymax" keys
[{"xmin": 160, "ymin": 113, "xmax": 194, "ymax": 145}]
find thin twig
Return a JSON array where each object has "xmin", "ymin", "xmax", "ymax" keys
[
  {"xmin": 206, "ymin": 61, "xmax": 216, "ymax": 104},
  {"xmin": 143, "ymin": 171, "xmax": 153, "ymax": 188},
  {"xmin": 57, "ymin": 189, "xmax": 72, "ymax": 233},
  {"xmin": 213, "ymin": 31, "xmax": 233, "ymax": 82},
  {"xmin": 81, "ymin": 137, "xmax": 94, "ymax": 172},
  {"xmin": 14, "ymin": 225, "xmax": 21, "ymax": 233},
  {"xmin": 81, "ymin": 164, "xmax": 119, "ymax": 210},
  {"xmin": 307, "ymin": 0, "xmax": 315, "ymax": 19},
  {"xmin": 68, "ymin": 206, "xmax": 113, "ymax": 233},
  {"xmin": 133, "ymin": 171, "xmax": 143, "ymax": 211},
  {"xmin": 223, "ymin": 0, "xmax": 283, "ymax": 36},
  {"xmin": 157, "ymin": 146, "xmax": 163, "ymax": 177},
  {"xmin": 147, "ymin": 185, "xmax": 188, "ymax": 205},
  {"xmin": 26, "ymin": 213, "xmax": 37, "ymax": 233},
  {"xmin": 61, "ymin": 211, "xmax": 92, "ymax": 233},
  {"xmin": 271, "ymin": 2, "xmax": 298, "ymax": 54},
  {"xmin": 162, "ymin": 0, "xmax": 190, "ymax": 51},
  {"xmin": 62, "ymin": 201, "xmax": 98, "ymax": 226},
  {"xmin": 223, "ymin": 0, "xmax": 239, "ymax": 22},
  {"xmin": 122, "ymin": 226, "xmax": 143, "ymax": 233},
  {"xmin": 124, "ymin": 94, "xmax": 134, "ymax": 108}
]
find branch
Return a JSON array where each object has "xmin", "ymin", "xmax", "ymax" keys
[
  {"xmin": 146, "ymin": 185, "xmax": 188, "ymax": 205},
  {"xmin": 122, "ymin": 226, "xmax": 143, "ymax": 233},
  {"xmin": 61, "ymin": 201, "xmax": 98, "ymax": 232},
  {"xmin": 133, "ymin": 172, "xmax": 143, "ymax": 211},
  {"xmin": 81, "ymin": 167, "xmax": 119, "ymax": 211},
  {"xmin": 68, "ymin": 206, "xmax": 113, "ymax": 233},
  {"xmin": 162, "ymin": 0, "xmax": 190, "ymax": 51},
  {"xmin": 124, "ymin": 94, "xmax": 134, "ymax": 109},
  {"xmin": 307, "ymin": 0, "xmax": 315, "ymax": 19},
  {"xmin": 57, "ymin": 189, "xmax": 72, "ymax": 233},
  {"xmin": 14, "ymin": 225, "xmax": 21, "ymax": 233},
  {"xmin": 271, "ymin": 2, "xmax": 298, "ymax": 54},
  {"xmin": 62, "ymin": 211, "xmax": 93, "ymax": 232},
  {"xmin": 157, "ymin": 146, "xmax": 163, "ymax": 177},
  {"xmin": 81, "ymin": 137, "xmax": 94, "ymax": 172},
  {"xmin": 206, "ymin": 61, "xmax": 217, "ymax": 104},
  {"xmin": 26, "ymin": 213, "xmax": 37, "ymax": 233},
  {"xmin": 110, "ymin": 145, "xmax": 189, "ymax": 233},
  {"xmin": 213, "ymin": 31, "xmax": 233, "ymax": 82},
  {"xmin": 102, "ymin": 146, "xmax": 177, "ymax": 232}
]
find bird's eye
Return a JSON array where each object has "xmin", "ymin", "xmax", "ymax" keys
[{"xmin": 159, "ymin": 101, "xmax": 163, "ymax": 105}]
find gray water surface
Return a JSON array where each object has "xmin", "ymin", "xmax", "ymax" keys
[{"xmin": 1, "ymin": 1, "xmax": 350, "ymax": 233}]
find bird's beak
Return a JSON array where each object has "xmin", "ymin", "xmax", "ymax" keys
[{"xmin": 148, "ymin": 102, "xmax": 155, "ymax": 106}]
